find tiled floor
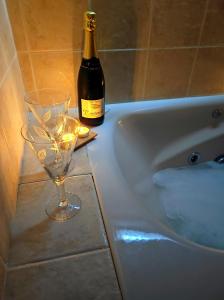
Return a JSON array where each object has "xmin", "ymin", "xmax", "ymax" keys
[
  {"xmin": 9, "ymin": 175, "xmax": 108, "ymax": 267},
  {"xmin": 6, "ymin": 249, "xmax": 121, "ymax": 300},
  {"xmin": 4, "ymin": 146, "xmax": 122, "ymax": 300}
]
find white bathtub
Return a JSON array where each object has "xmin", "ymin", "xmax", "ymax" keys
[{"xmin": 87, "ymin": 95, "xmax": 224, "ymax": 300}]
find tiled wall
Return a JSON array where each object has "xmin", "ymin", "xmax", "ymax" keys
[
  {"xmin": 0, "ymin": 0, "xmax": 26, "ymax": 287},
  {"xmin": 0, "ymin": 257, "xmax": 6, "ymax": 300},
  {"xmin": 6, "ymin": 0, "xmax": 224, "ymax": 106}
]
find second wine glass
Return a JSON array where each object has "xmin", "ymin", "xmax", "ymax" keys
[{"xmin": 21, "ymin": 115, "xmax": 81, "ymax": 221}]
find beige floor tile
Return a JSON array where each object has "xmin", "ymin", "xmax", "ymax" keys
[
  {"xmin": 6, "ymin": 249, "xmax": 121, "ymax": 300},
  {"xmin": 9, "ymin": 175, "xmax": 107, "ymax": 266}
]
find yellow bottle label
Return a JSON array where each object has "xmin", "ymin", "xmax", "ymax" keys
[{"xmin": 81, "ymin": 98, "xmax": 104, "ymax": 118}]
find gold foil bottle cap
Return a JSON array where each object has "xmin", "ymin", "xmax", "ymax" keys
[{"xmin": 84, "ymin": 11, "xmax": 96, "ymax": 31}]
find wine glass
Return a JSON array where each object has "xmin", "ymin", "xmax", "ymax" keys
[
  {"xmin": 21, "ymin": 115, "xmax": 81, "ymax": 221},
  {"xmin": 25, "ymin": 89, "xmax": 71, "ymax": 139}
]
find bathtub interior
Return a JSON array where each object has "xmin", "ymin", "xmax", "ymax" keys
[{"xmin": 114, "ymin": 102, "xmax": 224, "ymax": 250}]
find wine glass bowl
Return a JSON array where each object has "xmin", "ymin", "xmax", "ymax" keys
[
  {"xmin": 25, "ymin": 89, "xmax": 71, "ymax": 139},
  {"xmin": 21, "ymin": 115, "xmax": 81, "ymax": 221}
]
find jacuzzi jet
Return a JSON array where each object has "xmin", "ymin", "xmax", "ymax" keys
[
  {"xmin": 188, "ymin": 152, "xmax": 201, "ymax": 165},
  {"xmin": 214, "ymin": 154, "xmax": 224, "ymax": 164},
  {"xmin": 212, "ymin": 108, "xmax": 223, "ymax": 119}
]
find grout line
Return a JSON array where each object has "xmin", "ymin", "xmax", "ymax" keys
[
  {"xmin": 186, "ymin": 0, "xmax": 210, "ymax": 96},
  {"xmin": 18, "ymin": 48, "xmax": 147, "ymax": 54},
  {"xmin": 91, "ymin": 174, "xmax": 110, "ymax": 245},
  {"xmin": 99, "ymin": 48, "xmax": 148, "ymax": 52},
  {"xmin": 142, "ymin": 0, "xmax": 154, "ymax": 99},
  {"xmin": 0, "ymin": 54, "xmax": 17, "ymax": 88},
  {"xmin": 185, "ymin": 47, "xmax": 199, "ymax": 97},
  {"xmin": 19, "ymin": 172, "xmax": 93, "ymax": 186},
  {"xmin": 7, "ymin": 247, "xmax": 109, "ymax": 271},
  {"xmin": 99, "ymin": 45, "xmax": 224, "ymax": 51},
  {"xmin": 147, "ymin": 0, "xmax": 153, "ymax": 50},
  {"xmin": 16, "ymin": 44, "xmax": 224, "ymax": 56},
  {"xmin": 18, "ymin": 1, "xmax": 38, "ymax": 92},
  {"xmin": 197, "ymin": 0, "xmax": 210, "ymax": 46},
  {"xmin": 18, "ymin": 48, "xmax": 81, "ymax": 54}
]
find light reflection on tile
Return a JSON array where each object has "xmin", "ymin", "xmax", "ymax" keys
[
  {"xmin": 0, "ymin": 0, "xmax": 16, "ymax": 81},
  {"xmin": 19, "ymin": 0, "xmax": 87, "ymax": 51},
  {"xmin": 31, "ymin": 51, "xmax": 81, "ymax": 107},
  {"xmin": 0, "ymin": 60, "xmax": 26, "ymax": 218},
  {"xmin": 116, "ymin": 229, "xmax": 173, "ymax": 243}
]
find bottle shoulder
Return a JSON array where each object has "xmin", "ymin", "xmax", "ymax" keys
[{"xmin": 80, "ymin": 57, "xmax": 102, "ymax": 69}]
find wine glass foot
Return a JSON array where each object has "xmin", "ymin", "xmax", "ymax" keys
[{"xmin": 45, "ymin": 192, "xmax": 81, "ymax": 221}]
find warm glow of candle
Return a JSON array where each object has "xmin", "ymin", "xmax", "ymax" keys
[
  {"xmin": 78, "ymin": 126, "xmax": 90, "ymax": 138},
  {"xmin": 60, "ymin": 133, "xmax": 76, "ymax": 150},
  {"xmin": 62, "ymin": 133, "xmax": 76, "ymax": 143}
]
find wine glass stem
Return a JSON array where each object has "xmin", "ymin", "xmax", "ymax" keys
[{"xmin": 55, "ymin": 180, "xmax": 68, "ymax": 208}]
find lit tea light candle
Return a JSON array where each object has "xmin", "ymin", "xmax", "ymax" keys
[{"xmin": 78, "ymin": 126, "xmax": 90, "ymax": 138}]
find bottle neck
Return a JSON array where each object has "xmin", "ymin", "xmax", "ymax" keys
[{"xmin": 83, "ymin": 30, "xmax": 98, "ymax": 60}]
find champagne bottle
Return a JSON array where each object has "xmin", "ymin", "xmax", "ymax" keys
[{"xmin": 77, "ymin": 11, "xmax": 105, "ymax": 126}]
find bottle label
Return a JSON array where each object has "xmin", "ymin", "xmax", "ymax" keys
[{"xmin": 81, "ymin": 98, "xmax": 104, "ymax": 118}]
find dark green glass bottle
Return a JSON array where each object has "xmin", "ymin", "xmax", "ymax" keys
[{"xmin": 78, "ymin": 11, "xmax": 105, "ymax": 126}]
